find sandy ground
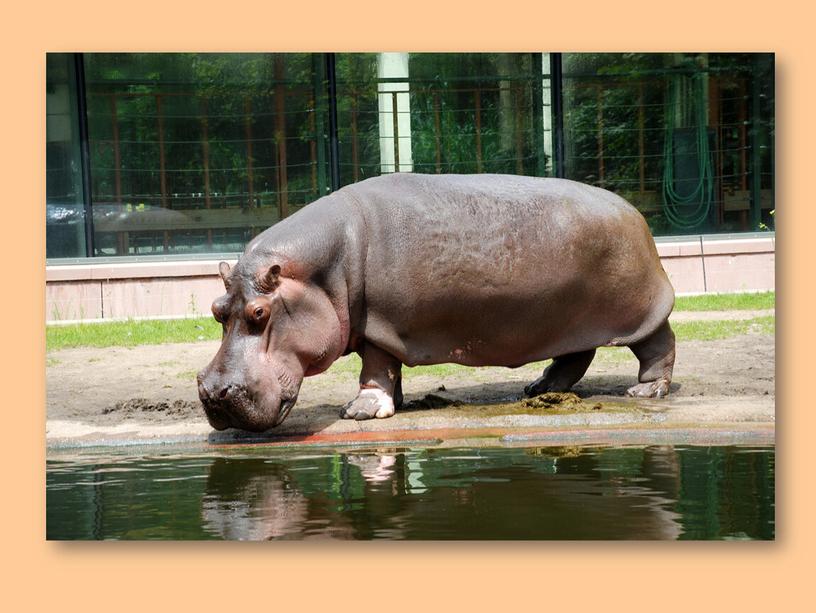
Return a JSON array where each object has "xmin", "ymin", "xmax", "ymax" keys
[{"xmin": 46, "ymin": 310, "xmax": 774, "ymax": 447}]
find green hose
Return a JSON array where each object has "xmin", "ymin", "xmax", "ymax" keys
[{"xmin": 662, "ymin": 73, "xmax": 714, "ymax": 229}]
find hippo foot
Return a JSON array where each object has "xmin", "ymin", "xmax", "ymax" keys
[
  {"xmin": 626, "ymin": 379, "xmax": 670, "ymax": 399},
  {"xmin": 524, "ymin": 377, "xmax": 554, "ymax": 397},
  {"xmin": 341, "ymin": 388, "xmax": 396, "ymax": 420},
  {"xmin": 524, "ymin": 376, "xmax": 572, "ymax": 397}
]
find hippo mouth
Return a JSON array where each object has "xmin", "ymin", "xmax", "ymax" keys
[
  {"xmin": 273, "ymin": 397, "xmax": 297, "ymax": 427},
  {"xmin": 201, "ymin": 385, "xmax": 298, "ymax": 432}
]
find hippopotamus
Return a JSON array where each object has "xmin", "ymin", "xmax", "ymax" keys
[{"xmin": 197, "ymin": 173, "xmax": 675, "ymax": 432}]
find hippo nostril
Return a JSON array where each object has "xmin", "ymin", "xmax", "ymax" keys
[{"xmin": 218, "ymin": 385, "xmax": 230, "ymax": 400}]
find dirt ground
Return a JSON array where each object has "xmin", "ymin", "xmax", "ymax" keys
[{"xmin": 46, "ymin": 310, "xmax": 774, "ymax": 446}]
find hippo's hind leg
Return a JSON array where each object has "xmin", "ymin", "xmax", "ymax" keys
[
  {"xmin": 626, "ymin": 321, "xmax": 675, "ymax": 398},
  {"xmin": 341, "ymin": 343, "xmax": 403, "ymax": 420},
  {"xmin": 524, "ymin": 349, "xmax": 596, "ymax": 397}
]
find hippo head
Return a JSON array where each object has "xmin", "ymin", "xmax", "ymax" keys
[{"xmin": 197, "ymin": 253, "xmax": 346, "ymax": 432}]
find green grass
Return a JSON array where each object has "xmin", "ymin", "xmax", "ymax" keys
[
  {"xmin": 674, "ymin": 291, "xmax": 774, "ymax": 312},
  {"xmin": 671, "ymin": 315, "xmax": 774, "ymax": 341},
  {"xmin": 45, "ymin": 292, "xmax": 775, "ymax": 352},
  {"xmin": 46, "ymin": 318, "xmax": 221, "ymax": 351}
]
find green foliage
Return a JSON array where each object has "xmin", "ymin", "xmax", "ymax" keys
[{"xmin": 674, "ymin": 291, "xmax": 774, "ymax": 311}]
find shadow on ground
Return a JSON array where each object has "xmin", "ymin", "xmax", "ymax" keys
[{"xmin": 208, "ymin": 375, "xmax": 682, "ymax": 444}]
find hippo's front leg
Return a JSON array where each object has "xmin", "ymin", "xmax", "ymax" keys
[{"xmin": 341, "ymin": 343, "xmax": 404, "ymax": 420}]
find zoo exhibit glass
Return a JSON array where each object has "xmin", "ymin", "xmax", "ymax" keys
[
  {"xmin": 333, "ymin": 53, "xmax": 552, "ymax": 185},
  {"xmin": 46, "ymin": 54, "xmax": 87, "ymax": 259},
  {"xmin": 82, "ymin": 53, "xmax": 328, "ymax": 257},
  {"xmin": 45, "ymin": 52, "xmax": 774, "ymax": 260},
  {"xmin": 561, "ymin": 52, "xmax": 774, "ymax": 236}
]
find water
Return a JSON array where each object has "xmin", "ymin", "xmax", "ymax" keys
[{"xmin": 47, "ymin": 445, "xmax": 774, "ymax": 540}]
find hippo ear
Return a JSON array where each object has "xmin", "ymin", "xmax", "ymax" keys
[
  {"xmin": 260, "ymin": 264, "xmax": 282, "ymax": 293},
  {"xmin": 218, "ymin": 262, "xmax": 232, "ymax": 289}
]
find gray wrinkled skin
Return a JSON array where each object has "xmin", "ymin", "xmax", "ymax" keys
[{"xmin": 198, "ymin": 174, "xmax": 676, "ymax": 432}]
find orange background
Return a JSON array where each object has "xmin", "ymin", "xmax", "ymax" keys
[{"xmin": 3, "ymin": 1, "xmax": 808, "ymax": 611}]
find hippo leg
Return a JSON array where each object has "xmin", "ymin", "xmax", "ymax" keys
[
  {"xmin": 626, "ymin": 321, "xmax": 676, "ymax": 398},
  {"xmin": 524, "ymin": 349, "xmax": 596, "ymax": 397},
  {"xmin": 341, "ymin": 343, "xmax": 403, "ymax": 420}
]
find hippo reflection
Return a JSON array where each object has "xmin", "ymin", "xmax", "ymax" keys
[{"xmin": 200, "ymin": 447, "xmax": 685, "ymax": 540}]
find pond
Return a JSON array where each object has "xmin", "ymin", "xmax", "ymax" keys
[{"xmin": 47, "ymin": 445, "xmax": 774, "ymax": 540}]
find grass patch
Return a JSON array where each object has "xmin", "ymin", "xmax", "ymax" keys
[
  {"xmin": 674, "ymin": 291, "xmax": 774, "ymax": 312},
  {"xmin": 46, "ymin": 317, "xmax": 220, "ymax": 351},
  {"xmin": 45, "ymin": 298, "xmax": 775, "ymax": 353},
  {"xmin": 671, "ymin": 316, "xmax": 774, "ymax": 341}
]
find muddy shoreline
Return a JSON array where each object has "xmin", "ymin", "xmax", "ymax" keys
[{"xmin": 46, "ymin": 309, "xmax": 774, "ymax": 448}]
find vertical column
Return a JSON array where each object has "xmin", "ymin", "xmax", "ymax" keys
[
  {"xmin": 274, "ymin": 56, "xmax": 289, "ymax": 219},
  {"xmin": 596, "ymin": 85, "xmax": 604, "ymax": 187},
  {"xmin": 325, "ymin": 53, "xmax": 340, "ymax": 191},
  {"xmin": 111, "ymin": 93, "xmax": 127, "ymax": 254},
  {"xmin": 638, "ymin": 81, "xmax": 645, "ymax": 194},
  {"xmin": 377, "ymin": 53, "xmax": 413, "ymax": 173},
  {"xmin": 200, "ymin": 98, "xmax": 212, "ymax": 249},
  {"xmin": 73, "ymin": 53, "xmax": 95, "ymax": 257},
  {"xmin": 550, "ymin": 53, "xmax": 565, "ymax": 178},
  {"xmin": 157, "ymin": 94, "xmax": 168, "ymax": 252},
  {"xmin": 537, "ymin": 53, "xmax": 552, "ymax": 177},
  {"xmin": 311, "ymin": 53, "xmax": 328, "ymax": 195},
  {"xmin": 749, "ymin": 54, "xmax": 764, "ymax": 230},
  {"xmin": 474, "ymin": 90, "xmax": 483, "ymax": 172},
  {"xmin": 433, "ymin": 92, "xmax": 442, "ymax": 173}
]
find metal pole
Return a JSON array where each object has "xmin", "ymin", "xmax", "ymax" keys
[
  {"xmin": 749, "ymin": 54, "xmax": 764, "ymax": 230},
  {"xmin": 433, "ymin": 92, "xmax": 442, "ymax": 173},
  {"xmin": 325, "ymin": 53, "xmax": 341, "ymax": 190},
  {"xmin": 475, "ymin": 89, "xmax": 483, "ymax": 173},
  {"xmin": 312, "ymin": 53, "xmax": 328, "ymax": 195},
  {"xmin": 550, "ymin": 53, "xmax": 566, "ymax": 178},
  {"xmin": 73, "ymin": 53, "xmax": 95, "ymax": 257},
  {"xmin": 274, "ymin": 56, "xmax": 288, "ymax": 217},
  {"xmin": 392, "ymin": 91, "xmax": 400, "ymax": 171},
  {"xmin": 769, "ymin": 56, "xmax": 775, "ymax": 224},
  {"xmin": 531, "ymin": 52, "xmax": 545, "ymax": 177}
]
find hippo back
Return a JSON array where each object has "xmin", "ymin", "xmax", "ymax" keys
[{"xmin": 339, "ymin": 173, "xmax": 674, "ymax": 367}]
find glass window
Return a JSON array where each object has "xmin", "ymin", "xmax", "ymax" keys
[
  {"xmin": 46, "ymin": 53, "xmax": 775, "ymax": 261},
  {"xmin": 83, "ymin": 53, "xmax": 328, "ymax": 256},
  {"xmin": 335, "ymin": 53, "xmax": 552, "ymax": 185},
  {"xmin": 46, "ymin": 53, "xmax": 86, "ymax": 258},
  {"xmin": 562, "ymin": 53, "xmax": 774, "ymax": 236}
]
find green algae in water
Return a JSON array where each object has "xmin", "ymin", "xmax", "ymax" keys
[{"xmin": 46, "ymin": 445, "xmax": 774, "ymax": 540}]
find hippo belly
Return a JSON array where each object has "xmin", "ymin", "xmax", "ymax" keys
[{"xmin": 348, "ymin": 173, "xmax": 674, "ymax": 368}]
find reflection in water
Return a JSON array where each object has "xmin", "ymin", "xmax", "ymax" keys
[
  {"xmin": 46, "ymin": 446, "xmax": 775, "ymax": 540},
  {"xmin": 202, "ymin": 460, "xmax": 310, "ymax": 540}
]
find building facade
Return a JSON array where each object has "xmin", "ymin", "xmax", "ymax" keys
[{"xmin": 46, "ymin": 53, "xmax": 775, "ymax": 321}]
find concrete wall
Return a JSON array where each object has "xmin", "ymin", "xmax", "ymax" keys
[
  {"xmin": 46, "ymin": 236, "xmax": 775, "ymax": 323},
  {"xmin": 655, "ymin": 235, "xmax": 775, "ymax": 295}
]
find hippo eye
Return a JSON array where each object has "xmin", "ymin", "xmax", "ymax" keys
[{"xmin": 244, "ymin": 299, "xmax": 270, "ymax": 327}]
